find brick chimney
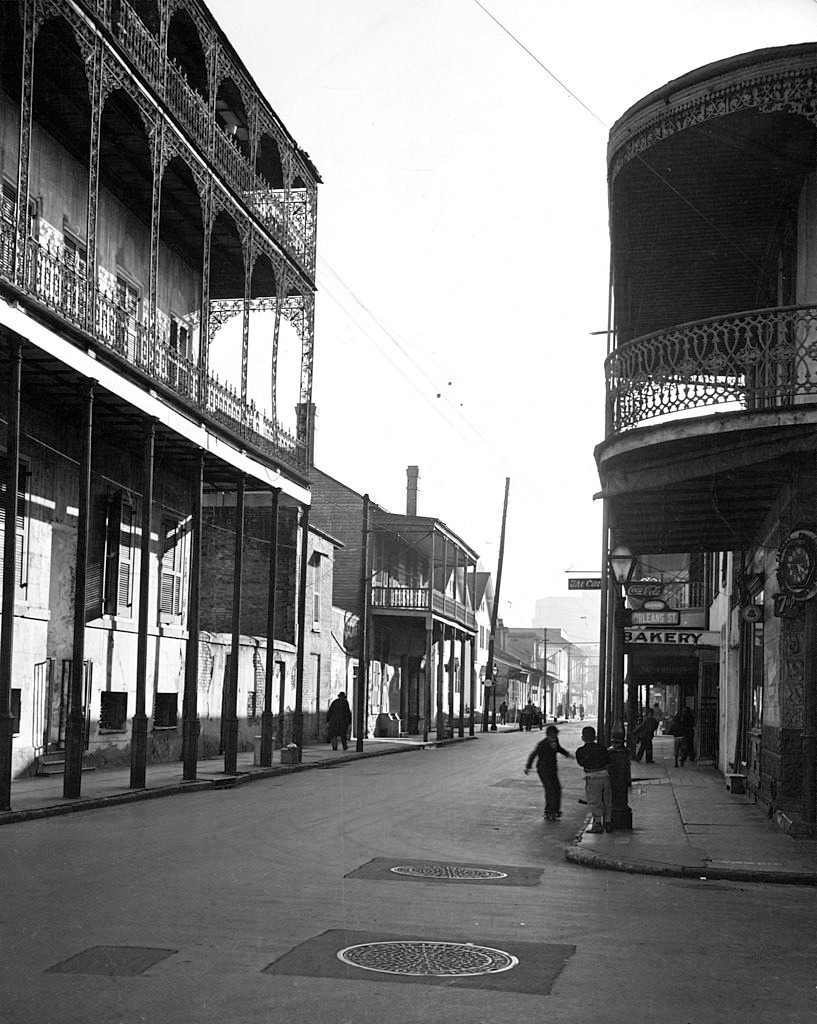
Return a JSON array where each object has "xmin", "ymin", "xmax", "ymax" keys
[{"xmin": 406, "ymin": 465, "xmax": 419, "ymax": 516}]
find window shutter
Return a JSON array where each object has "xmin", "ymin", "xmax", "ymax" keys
[
  {"xmin": 117, "ymin": 500, "xmax": 134, "ymax": 612},
  {"xmin": 104, "ymin": 492, "xmax": 134, "ymax": 615},
  {"xmin": 0, "ymin": 457, "xmax": 27, "ymax": 594}
]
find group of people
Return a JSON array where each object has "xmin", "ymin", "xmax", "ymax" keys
[
  {"xmin": 632, "ymin": 703, "xmax": 696, "ymax": 766},
  {"xmin": 524, "ymin": 724, "xmax": 611, "ymax": 830}
]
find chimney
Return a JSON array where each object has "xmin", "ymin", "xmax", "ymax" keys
[{"xmin": 406, "ymin": 465, "xmax": 419, "ymax": 516}]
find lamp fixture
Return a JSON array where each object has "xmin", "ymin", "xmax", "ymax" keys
[{"xmin": 609, "ymin": 545, "xmax": 637, "ymax": 588}]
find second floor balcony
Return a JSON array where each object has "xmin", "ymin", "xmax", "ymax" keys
[
  {"xmin": 606, "ymin": 305, "xmax": 817, "ymax": 437},
  {"xmin": 371, "ymin": 584, "xmax": 476, "ymax": 631}
]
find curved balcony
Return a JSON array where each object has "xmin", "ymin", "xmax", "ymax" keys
[{"xmin": 605, "ymin": 305, "xmax": 817, "ymax": 436}]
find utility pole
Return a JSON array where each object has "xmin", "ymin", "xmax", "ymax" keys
[
  {"xmin": 484, "ymin": 477, "xmax": 510, "ymax": 733},
  {"xmin": 356, "ymin": 495, "xmax": 370, "ymax": 753}
]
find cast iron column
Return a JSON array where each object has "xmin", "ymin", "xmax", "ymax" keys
[
  {"xmin": 260, "ymin": 487, "xmax": 280, "ymax": 766},
  {"xmin": 468, "ymin": 636, "xmax": 476, "ymax": 737},
  {"xmin": 608, "ymin": 584, "xmax": 633, "ymax": 829},
  {"xmin": 0, "ymin": 341, "xmax": 22, "ymax": 810},
  {"xmin": 293, "ymin": 504, "xmax": 309, "ymax": 751},
  {"xmin": 459, "ymin": 633, "xmax": 466, "ymax": 738},
  {"xmin": 223, "ymin": 475, "xmax": 245, "ymax": 774},
  {"xmin": 182, "ymin": 455, "xmax": 203, "ymax": 780},
  {"xmin": 130, "ymin": 420, "xmax": 155, "ymax": 789},
  {"xmin": 64, "ymin": 382, "xmax": 93, "ymax": 799},
  {"xmin": 802, "ymin": 597, "xmax": 816, "ymax": 829}
]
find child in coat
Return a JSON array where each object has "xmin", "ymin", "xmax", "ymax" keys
[{"xmin": 524, "ymin": 725, "xmax": 572, "ymax": 820}]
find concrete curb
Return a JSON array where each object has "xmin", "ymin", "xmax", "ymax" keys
[
  {"xmin": 564, "ymin": 836, "xmax": 817, "ymax": 886},
  {"xmin": 0, "ymin": 734, "xmax": 477, "ymax": 826}
]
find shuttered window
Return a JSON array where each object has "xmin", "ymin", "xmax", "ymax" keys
[
  {"xmin": 104, "ymin": 491, "xmax": 134, "ymax": 616},
  {"xmin": 0, "ymin": 457, "xmax": 28, "ymax": 596},
  {"xmin": 310, "ymin": 553, "xmax": 321, "ymax": 628},
  {"xmin": 159, "ymin": 517, "xmax": 185, "ymax": 622}
]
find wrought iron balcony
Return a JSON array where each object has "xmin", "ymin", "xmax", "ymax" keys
[
  {"xmin": 116, "ymin": 0, "xmax": 317, "ymax": 277},
  {"xmin": 605, "ymin": 305, "xmax": 817, "ymax": 435},
  {"xmin": 0, "ymin": 225, "xmax": 306, "ymax": 474}
]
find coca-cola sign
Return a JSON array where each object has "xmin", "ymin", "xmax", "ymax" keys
[{"xmin": 626, "ymin": 582, "xmax": 663, "ymax": 599}]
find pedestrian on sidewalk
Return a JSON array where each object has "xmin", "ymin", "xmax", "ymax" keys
[
  {"xmin": 667, "ymin": 712, "xmax": 687, "ymax": 765},
  {"xmin": 633, "ymin": 706, "xmax": 658, "ymax": 763},
  {"xmin": 326, "ymin": 692, "xmax": 352, "ymax": 751},
  {"xmin": 575, "ymin": 726, "xmax": 611, "ymax": 833},
  {"xmin": 499, "ymin": 700, "xmax": 508, "ymax": 726},
  {"xmin": 524, "ymin": 724, "xmax": 572, "ymax": 821},
  {"xmin": 680, "ymin": 706, "xmax": 696, "ymax": 762}
]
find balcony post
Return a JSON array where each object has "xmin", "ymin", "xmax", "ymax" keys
[
  {"xmin": 130, "ymin": 419, "xmax": 155, "ymax": 790},
  {"xmin": 260, "ymin": 487, "xmax": 280, "ymax": 767},
  {"xmin": 14, "ymin": 1, "xmax": 34, "ymax": 291},
  {"xmin": 0, "ymin": 340, "xmax": 22, "ymax": 811},
  {"xmin": 436, "ymin": 625, "xmax": 445, "ymax": 741},
  {"xmin": 468, "ymin": 635, "xmax": 476, "ymax": 737},
  {"xmin": 64, "ymin": 382, "xmax": 94, "ymax": 800},
  {"xmin": 293, "ymin": 503, "xmax": 309, "ymax": 751},
  {"xmin": 182, "ymin": 454, "xmax": 203, "ymax": 781},
  {"xmin": 223, "ymin": 474, "xmax": 245, "ymax": 774},
  {"xmin": 459, "ymin": 633, "xmax": 466, "ymax": 738}
]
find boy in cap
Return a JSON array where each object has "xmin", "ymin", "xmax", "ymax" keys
[
  {"xmin": 524, "ymin": 724, "xmax": 572, "ymax": 821},
  {"xmin": 575, "ymin": 725, "xmax": 612, "ymax": 833}
]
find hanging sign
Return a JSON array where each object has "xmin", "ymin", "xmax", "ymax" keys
[
  {"xmin": 624, "ymin": 628, "xmax": 719, "ymax": 646},
  {"xmin": 568, "ymin": 578, "xmax": 602, "ymax": 590},
  {"xmin": 629, "ymin": 610, "xmax": 680, "ymax": 625}
]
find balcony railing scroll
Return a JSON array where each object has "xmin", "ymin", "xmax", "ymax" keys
[
  {"xmin": 606, "ymin": 305, "xmax": 817, "ymax": 435},
  {"xmin": 0, "ymin": 234, "xmax": 307, "ymax": 472},
  {"xmin": 117, "ymin": 0, "xmax": 162, "ymax": 90}
]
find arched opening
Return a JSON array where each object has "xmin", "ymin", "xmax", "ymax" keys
[
  {"xmin": 28, "ymin": 15, "xmax": 92, "ymax": 318},
  {"xmin": 166, "ymin": 9, "xmax": 208, "ymax": 100},
  {"xmin": 157, "ymin": 155, "xmax": 204, "ymax": 395},
  {"xmin": 257, "ymin": 133, "xmax": 284, "ymax": 189},
  {"xmin": 97, "ymin": 86, "xmax": 152, "ymax": 356},
  {"xmin": 245, "ymin": 253, "xmax": 277, "ymax": 418},
  {"xmin": 215, "ymin": 77, "xmax": 250, "ymax": 162},
  {"xmin": 208, "ymin": 208, "xmax": 246, "ymax": 399}
]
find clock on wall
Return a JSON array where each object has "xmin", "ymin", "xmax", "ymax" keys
[{"xmin": 776, "ymin": 529, "xmax": 817, "ymax": 601}]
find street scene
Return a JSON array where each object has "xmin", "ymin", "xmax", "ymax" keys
[
  {"xmin": 0, "ymin": 723, "xmax": 814, "ymax": 1024},
  {"xmin": 1, "ymin": 2, "xmax": 817, "ymax": 1021}
]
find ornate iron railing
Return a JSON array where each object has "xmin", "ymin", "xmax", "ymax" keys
[
  {"xmin": 117, "ymin": 0, "xmax": 162, "ymax": 91},
  {"xmin": 605, "ymin": 305, "xmax": 817, "ymax": 435},
  {"xmin": 165, "ymin": 58, "xmax": 212, "ymax": 148},
  {"xmin": 1, "ymin": 234, "xmax": 306, "ymax": 472}
]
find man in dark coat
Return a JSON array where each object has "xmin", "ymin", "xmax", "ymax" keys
[{"xmin": 326, "ymin": 692, "xmax": 352, "ymax": 751}]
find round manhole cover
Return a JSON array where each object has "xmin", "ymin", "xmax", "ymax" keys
[
  {"xmin": 336, "ymin": 940, "xmax": 518, "ymax": 977},
  {"xmin": 390, "ymin": 865, "xmax": 508, "ymax": 880}
]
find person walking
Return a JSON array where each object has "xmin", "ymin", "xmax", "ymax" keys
[
  {"xmin": 575, "ymin": 726, "xmax": 611, "ymax": 832},
  {"xmin": 524, "ymin": 724, "xmax": 572, "ymax": 821},
  {"xmin": 633, "ymin": 706, "xmax": 659, "ymax": 763},
  {"xmin": 326, "ymin": 691, "xmax": 352, "ymax": 751},
  {"xmin": 498, "ymin": 700, "xmax": 508, "ymax": 726}
]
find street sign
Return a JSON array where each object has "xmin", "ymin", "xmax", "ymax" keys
[
  {"xmin": 629, "ymin": 610, "xmax": 680, "ymax": 625},
  {"xmin": 568, "ymin": 578, "xmax": 602, "ymax": 590}
]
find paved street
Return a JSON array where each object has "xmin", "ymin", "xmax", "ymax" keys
[{"xmin": 0, "ymin": 721, "xmax": 813, "ymax": 1024}]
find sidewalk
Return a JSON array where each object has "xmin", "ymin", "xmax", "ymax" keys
[
  {"xmin": 566, "ymin": 736, "xmax": 817, "ymax": 885},
  {"xmin": 0, "ymin": 734, "xmax": 474, "ymax": 825}
]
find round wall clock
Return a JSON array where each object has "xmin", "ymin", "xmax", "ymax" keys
[{"xmin": 776, "ymin": 529, "xmax": 817, "ymax": 601}]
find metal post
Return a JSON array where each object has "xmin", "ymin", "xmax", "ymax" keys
[
  {"xmin": 130, "ymin": 420, "xmax": 155, "ymax": 789},
  {"xmin": 608, "ymin": 585, "xmax": 633, "ymax": 829},
  {"xmin": 182, "ymin": 455, "xmax": 203, "ymax": 780},
  {"xmin": 260, "ymin": 488, "xmax": 280, "ymax": 766},
  {"xmin": 293, "ymin": 504, "xmax": 309, "ymax": 751},
  {"xmin": 802, "ymin": 597, "xmax": 816, "ymax": 828},
  {"xmin": 468, "ymin": 636, "xmax": 476, "ymax": 737},
  {"xmin": 356, "ymin": 495, "xmax": 369, "ymax": 752},
  {"xmin": 223, "ymin": 475, "xmax": 245, "ymax": 774},
  {"xmin": 0, "ymin": 341, "xmax": 22, "ymax": 810},
  {"xmin": 436, "ymin": 627, "xmax": 445, "ymax": 741},
  {"xmin": 423, "ymin": 622, "xmax": 432, "ymax": 744},
  {"xmin": 64, "ymin": 381, "xmax": 93, "ymax": 799},
  {"xmin": 459, "ymin": 633, "xmax": 466, "ymax": 738}
]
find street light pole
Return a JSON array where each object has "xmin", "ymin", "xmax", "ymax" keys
[{"xmin": 608, "ymin": 544, "xmax": 636, "ymax": 831}]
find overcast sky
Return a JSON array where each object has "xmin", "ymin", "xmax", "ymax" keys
[{"xmin": 207, "ymin": 0, "xmax": 817, "ymax": 627}]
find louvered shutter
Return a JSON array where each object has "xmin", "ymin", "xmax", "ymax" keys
[{"xmin": 0, "ymin": 457, "xmax": 27, "ymax": 594}]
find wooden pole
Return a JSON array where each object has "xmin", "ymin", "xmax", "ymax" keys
[
  {"xmin": 485, "ymin": 477, "xmax": 510, "ymax": 732},
  {"xmin": 356, "ymin": 495, "xmax": 369, "ymax": 752}
]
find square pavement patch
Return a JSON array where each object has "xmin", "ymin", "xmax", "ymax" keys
[
  {"xmin": 345, "ymin": 857, "xmax": 543, "ymax": 887},
  {"xmin": 263, "ymin": 930, "xmax": 574, "ymax": 994},
  {"xmin": 46, "ymin": 946, "xmax": 177, "ymax": 976}
]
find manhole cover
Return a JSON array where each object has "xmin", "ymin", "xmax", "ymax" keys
[
  {"xmin": 390, "ymin": 864, "xmax": 509, "ymax": 880},
  {"xmin": 337, "ymin": 940, "xmax": 518, "ymax": 977}
]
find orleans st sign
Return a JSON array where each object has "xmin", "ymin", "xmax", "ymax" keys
[{"xmin": 624, "ymin": 628, "xmax": 719, "ymax": 646}]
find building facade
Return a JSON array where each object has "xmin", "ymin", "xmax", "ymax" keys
[
  {"xmin": 596, "ymin": 43, "xmax": 817, "ymax": 833},
  {"xmin": 0, "ymin": 0, "xmax": 322, "ymax": 800}
]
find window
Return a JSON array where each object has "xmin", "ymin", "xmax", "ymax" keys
[
  {"xmin": 115, "ymin": 274, "xmax": 140, "ymax": 357},
  {"xmin": 154, "ymin": 692, "xmax": 178, "ymax": 728},
  {"xmin": 104, "ymin": 491, "xmax": 134, "ymax": 616},
  {"xmin": 10, "ymin": 688, "xmax": 20, "ymax": 735},
  {"xmin": 159, "ymin": 517, "xmax": 185, "ymax": 623},
  {"xmin": 310, "ymin": 553, "xmax": 321, "ymax": 628},
  {"xmin": 61, "ymin": 234, "xmax": 87, "ymax": 321},
  {"xmin": 0, "ymin": 456, "xmax": 29, "ymax": 596},
  {"xmin": 100, "ymin": 691, "xmax": 128, "ymax": 731}
]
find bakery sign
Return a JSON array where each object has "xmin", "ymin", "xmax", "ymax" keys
[{"xmin": 624, "ymin": 628, "xmax": 720, "ymax": 647}]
